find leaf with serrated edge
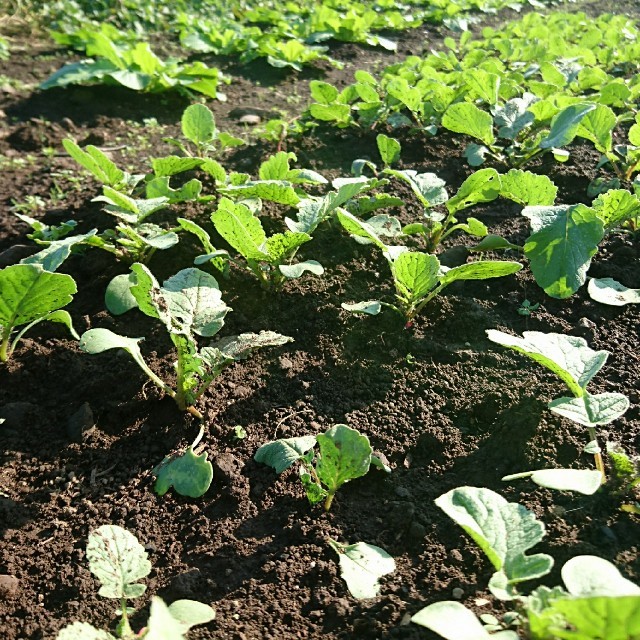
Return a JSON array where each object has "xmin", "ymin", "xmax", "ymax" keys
[
  {"xmin": 435, "ymin": 487, "xmax": 553, "ymax": 595},
  {"xmin": 329, "ymin": 540, "xmax": 395, "ymax": 599},
  {"xmin": 486, "ymin": 330, "xmax": 609, "ymax": 397},
  {"xmin": 439, "ymin": 261, "xmax": 522, "ymax": 287},
  {"xmin": 549, "ymin": 393, "xmax": 629, "ymax": 426},
  {"xmin": 255, "ymin": 436, "xmax": 317, "ymax": 473},
  {"xmin": 211, "ymin": 198, "xmax": 268, "ymax": 261},
  {"xmin": 500, "ymin": 170, "xmax": 557, "ymax": 206},
  {"xmin": 154, "ymin": 447, "xmax": 213, "ymax": 498},
  {"xmin": 442, "ymin": 102, "xmax": 495, "ymax": 146},
  {"xmin": 391, "ymin": 252, "xmax": 440, "ymax": 302},
  {"xmin": 181, "ymin": 103, "xmax": 215, "ymax": 145},
  {"xmin": 446, "ymin": 168, "xmax": 500, "ymax": 214},
  {"xmin": 86, "ymin": 525, "xmax": 151, "ymax": 600},
  {"xmin": 588, "ymin": 278, "xmax": 640, "ymax": 306}
]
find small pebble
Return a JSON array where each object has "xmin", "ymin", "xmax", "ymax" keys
[
  {"xmin": 452, "ymin": 587, "xmax": 464, "ymax": 600},
  {"xmin": 0, "ymin": 575, "xmax": 19, "ymax": 599}
]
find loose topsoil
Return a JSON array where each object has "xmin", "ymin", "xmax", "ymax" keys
[{"xmin": 0, "ymin": 1, "xmax": 639, "ymax": 638}]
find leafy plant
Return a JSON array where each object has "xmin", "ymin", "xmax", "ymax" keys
[
  {"xmin": 81, "ymin": 264, "xmax": 292, "ymax": 418},
  {"xmin": 255, "ymin": 424, "xmax": 389, "ymax": 511},
  {"xmin": 411, "ymin": 486, "xmax": 640, "ymax": 640},
  {"xmin": 486, "ymin": 330, "xmax": 630, "ymax": 479},
  {"xmin": 0, "ymin": 264, "xmax": 79, "ymax": 363},
  {"xmin": 56, "ymin": 525, "xmax": 215, "ymax": 639},
  {"xmin": 338, "ymin": 210, "xmax": 521, "ymax": 324},
  {"xmin": 606, "ymin": 442, "xmax": 640, "ymax": 514}
]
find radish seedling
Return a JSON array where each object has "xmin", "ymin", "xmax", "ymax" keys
[
  {"xmin": 81, "ymin": 264, "xmax": 292, "ymax": 418},
  {"xmin": 0, "ymin": 264, "xmax": 78, "ymax": 363},
  {"xmin": 255, "ymin": 424, "xmax": 390, "ymax": 511},
  {"xmin": 56, "ymin": 525, "xmax": 215, "ymax": 639}
]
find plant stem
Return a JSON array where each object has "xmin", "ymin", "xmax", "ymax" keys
[
  {"xmin": 324, "ymin": 491, "xmax": 335, "ymax": 511},
  {"xmin": 117, "ymin": 597, "xmax": 133, "ymax": 638},
  {"xmin": 0, "ymin": 327, "xmax": 10, "ymax": 363},
  {"xmin": 588, "ymin": 426, "xmax": 606, "ymax": 482}
]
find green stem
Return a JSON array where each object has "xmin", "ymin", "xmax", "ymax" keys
[
  {"xmin": 324, "ymin": 491, "xmax": 335, "ymax": 511},
  {"xmin": 0, "ymin": 327, "xmax": 11, "ymax": 363},
  {"xmin": 117, "ymin": 597, "xmax": 133, "ymax": 638},
  {"xmin": 587, "ymin": 426, "xmax": 606, "ymax": 482}
]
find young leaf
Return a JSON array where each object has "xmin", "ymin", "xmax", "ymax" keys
[
  {"xmin": 86, "ymin": 525, "xmax": 151, "ymax": 599},
  {"xmin": 279, "ymin": 260, "xmax": 324, "ymax": 279},
  {"xmin": 167, "ymin": 600, "xmax": 216, "ymax": 632},
  {"xmin": 435, "ymin": 487, "xmax": 553, "ymax": 598},
  {"xmin": 211, "ymin": 198, "xmax": 269, "ymax": 261},
  {"xmin": 376, "ymin": 134, "xmax": 401, "ymax": 166},
  {"xmin": 438, "ymin": 260, "xmax": 522, "ymax": 287},
  {"xmin": 391, "ymin": 252, "xmax": 440, "ymax": 303},
  {"xmin": 145, "ymin": 597, "xmax": 189, "ymax": 640},
  {"xmin": 328, "ymin": 539, "xmax": 395, "ymax": 599},
  {"xmin": 485, "ymin": 330, "xmax": 609, "ymax": 397},
  {"xmin": 56, "ymin": 622, "xmax": 116, "ymax": 640},
  {"xmin": 502, "ymin": 469, "xmax": 603, "ymax": 495},
  {"xmin": 254, "ymin": 436, "xmax": 317, "ymax": 473},
  {"xmin": 181, "ymin": 103, "xmax": 215, "ymax": 146},
  {"xmin": 446, "ymin": 168, "xmax": 501, "ymax": 214},
  {"xmin": 442, "ymin": 102, "xmax": 495, "ymax": 147},
  {"xmin": 341, "ymin": 301, "xmax": 382, "ymax": 316},
  {"xmin": 384, "ymin": 169, "xmax": 448, "ymax": 208},
  {"xmin": 588, "ymin": 278, "xmax": 640, "ymax": 306},
  {"xmin": 576, "ymin": 104, "xmax": 615, "ymax": 153},
  {"xmin": 336, "ymin": 209, "xmax": 387, "ymax": 249},
  {"xmin": 105, "ymin": 273, "xmax": 138, "ymax": 315},
  {"xmin": 154, "ymin": 447, "xmax": 213, "ymax": 498},
  {"xmin": 62, "ymin": 139, "xmax": 126, "ymax": 188},
  {"xmin": 21, "ymin": 230, "xmax": 98, "ymax": 272},
  {"xmin": 411, "ymin": 601, "xmax": 518, "ymax": 640},
  {"xmin": 592, "ymin": 189, "xmax": 640, "ymax": 230},
  {"xmin": 214, "ymin": 330, "xmax": 293, "ymax": 361},
  {"xmin": 549, "ymin": 393, "xmax": 629, "ymax": 426},
  {"xmin": 523, "ymin": 204, "xmax": 604, "ymax": 298},
  {"xmin": 539, "ymin": 102, "xmax": 596, "ymax": 149},
  {"xmin": 499, "ymin": 170, "xmax": 557, "ymax": 206},
  {"xmin": 562, "ymin": 556, "xmax": 640, "ymax": 597}
]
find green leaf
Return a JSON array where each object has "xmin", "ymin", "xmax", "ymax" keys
[
  {"xmin": 562, "ymin": 556, "xmax": 640, "ymax": 597},
  {"xmin": 146, "ymin": 177, "xmax": 202, "ymax": 203},
  {"xmin": 309, "ymin": 103, "xmax": 351, "ymax": 123},
  {"xmin": 471, "ymin": 234, "xmax": 521, "ymax": 252},
  {"xmin": 588, "ymin": 278, "xmax": 640, "ymax": 306},
  {"xmin": 493, "ymin": 94, "xmax": 536, "ymax": 140},
  {"xmin": 145, "ymin": 597, "xmax": 188, "ymax": 640},
  {"xmin": 576, "ymin": 104, "xmax": 615, "ymax": 154},
  {"xmin": 328, "ymin": 539, "xmax": 395, "ymax": 599},
  {"xmin": 549, "ymin": 393, "xmax": 630, "ymax": 427},
  {"xmin": 21, "ymin": 230, "xmax": 98, "ymax": 272},
  {"xmin": 341, "ymin": 301, "xmax": 382, "ymax": 315},
  {"xmin": 254, "ymin": 436, "xmax": 317, "ymax": 473},
  {"xmin": 540, "ymin": 103, "xmax": 597, "ymax": 150},
  {"xmin": 259, "ymin": 151, "xmax": 296, "ymax": 180},
  {"xmin": 463, "ymin": 69, "xmax": 500, "ymax": 106},
  {"xmin": 309, "ymin": 80, "xmax": 339, "ymax": 104},
  {"xmin": 213, "ymin": 330, "xmax": 293, "ymax": 361},
  {"xmin": 211, "ymin": 198, "xmax": 268, "ymax": 261},
  {"xmin": 181, "ymin": 103, "xmax": 215, "ymax": 145},
  {"xmin": 464, "ymin": 143, "xmax": 489, "ymax": 166},
  {"xmin": 442, "ymin": 103, "xmax": 495, "ymax": 147},
  {"xmin": 56, "ymin": 622, "xmax": 116, "ymax": 640},
  {"xmin": 264, "ymin": 232, "xmax": 311, "ymax": 263},
  {"xmin": 105, "ymin": 273, "xmax": 138, "ymax": 315},
  {"xmin": 376, "ymin": 134, "xmax": 401, "ymax": 166},
  {"xmin": 86, "ymin": 525, "xmax": 151, "ymax": 600},
  {"xmin": 592, "ymin": 189, "xmax": 640, "ymax": 230},
  {"xmin": 219, "ymin": 180, "xmax": 300, "ymax": 205},
  {"xmin": 62, "ymin": 139, "xmax": 125, "ymax": 188},
  {"xmin": 446, "ymin": 168, "xmax": 501, "ymax": 214},
  {"xmin": 391, "ymin": 252, "xmax": 440, "ymax": 302},
  {"xmin": 502, "ymin": 469, "xmax": 603, "ymax": 495},
  {"xmin": 315, "ymin": 425, "xmax": 373, "ymax": 497},
  {"xmin": 500, "ymin": 170, "xmax": 558, "ymax": 206},
  {"xmin": 485, "ymin": 330, "xmax": 609, "ymax": 397},
  {"xmin": 154, "ymin": 447, "xmax": 213, "ymax": 498},
  {"xmin": 0, "ymin": 264, "xmax": 77, "ymax": 331},
  {"xmin": 439, "ymin": 260, "xmax": 522, "ymax": 287},
  {"xmin": 523, "ymin": 204, "xmax": 604, "ymax": 298},
  {"xmin": 152, "ymin": 156, "xmax": 203, "ymax": 177},
  {"xmin": 436, "ymin": 487, "xmax": 553, "ymax": 598},
  {"xmin": 336, "ymin": 209, "xmax": 387, "ymax": 249},
  {"xmin": 412, "ymin": 601, "xmax": 518, "ymax": 640},
  {"xmin": 384, "ymin": 169, "xmax": 448, "ymax": 209},
  {"xmin": 279, "ymin": 260, "xmax": 324, "ymax": 279},
  {"xmin": 167, "ymin": 600, "xmax": 216, "ymax": 632}
]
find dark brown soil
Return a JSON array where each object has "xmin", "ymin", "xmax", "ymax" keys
[{"xmin": 1, "ymin": 3, "xmax": 639, "ymax": 639}]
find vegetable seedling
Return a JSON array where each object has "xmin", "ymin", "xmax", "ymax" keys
[
  {"xmin": 255, "ymin": 424, "xmax": 390, "ymax": 511},
  {"xmin": 56, "ymin": 525, "xmax": 215, "ymax": 639},
  {"xmin": 0, "ymin": 264, "xmax": 79, "ymax": 363},
  {"xmin": 81, "ymin": 264, "xmax": 292, "ymax": 418}
]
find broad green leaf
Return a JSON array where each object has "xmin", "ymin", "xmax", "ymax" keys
[
  {"xmin": 279, "ymin": 260, "xmax": 324, "ymax": 279},
  {"xmin": 540, "ymin": 102, "xmax": 596, "ymax": 149},
  {"xmin": 62, "ymin": 139, "xmax": 125, "ymax": 187},
  {"xmin": 502, "ymin": 469, "xmax": 603, "ymax": 495},
  {"xmin": 105, "ymin": 273, "xmax": 138, "ymax": 315},
  {"xmin": 336, "ymin": 210, "xmax": 386, "ymax": 249},
  {"xmin": 500, "ymin": 170, "xmax": 557, "ymax": 206},
  {"xmin": 328, "ymin": 540, "xmax": 395, "ymax": 599},
  {"xmin": 576, "ymin": 104, "xmax": 615, "ymax": 153},
  {"xmin": 264, "ymin": 232, "xmax": 311, "ymax": 263},
  {"xmin": 145, "ymin": 597, "xmax": 188, "ymax": 640},
  {"xmin": 167, "ymin": 600, "xmax": 216, "ymax": 631},
  {"xmin": 0, "ymin": 264, "xmax": 77, "ymax": 330},
  {"xmin": 446, "ymin": 168, "xmax": 500, "ymax": 214},
  {"xmin": 463, "ymin": 69, "xmax": 500, "ymax": 106},
  {"xmin": 181, "ymin": 103, "xmax": 215, "ymax": 145},
  {"xmin": 471, "ymin": 234, "xmax": 521, "ymax": 252},
  {"xmin": 341, "ymin": 301, "xmax": 382, "ymax": 315},
  {"xmin": 211, "ymin": 198, "xmax": 268, "ymax": 261},
  {"xmin": 213, "ymin": 330, "xmax": 293, "ymax": 361},
  {"xmin": 494, "ymin": 94, "xmax": 536, "ymax": 140},
  {"xmin": 545, "ymin": 595, "xmax": 640, "ymax": 639},
  {"xmin": 316, "ymin": 424, "xmax": 373, "ymax": 495},
  {"xmin": 21, "ymin": 230, "xmax": 97, "ymax": 272},
  {"xmin": 588, "ymin": 278, "xmax": 640, "ymax": 306},
  {"xmin": 56, "ymin": 622, "xmax": 115, "ymax": 640},
  {"xmin": 219, "ymin": 181, "xmax": 300, "ymax": 205},
  {"xmin": 457, "ymin": 217, "xmax": 488, "ymax": 236},
  {"xmin": 309, "ymin": 80, "xmax": 339, "ymax": 104},
  {"xmin": 523, "ymin": 204, "xmax": 604, "ymax": 298},
  {"xmin": 549, "ymin": 393, "xmax": 630, "ymax": 426},
  {"xmin": 439, "ymin": 260, "xmax": 522, "ymax": 287},
  {"xmin": 436, "ymin": 487, "xmax": 553, "ymax": 596},
  {"xmin": 258, "ymin": 151, "xmax": 296, "ymax": 180},
  {"xmin": 391, "ymin": 252, "xmax": 440, "ymax": 302},
  {"xmin": 152, "ymin": 156, "xmax": 203, "ymax": 177},
  {"xmin": 562, "ymin": 556, "xmax": 640, "ymax": 597},
  {"xmin": 464, "ymin": 143, "xmax": 489, "ymax": 166},
  {"xmin": 309, "ymin": 103, "xmax": 351, "ymax": 123},
  {"xmin": 442, "ymin": 103, "xmax": 495, "ymax": 147},
  {"xmin": 384, "ymin": 169, "xmax": 448, "ymax": 209},
  {"xmin": 592, "ymin": 189, "xmax": 640, "ymax": 230},
  {"xmin": 154, "ymin": 447, "xmax": 213, "ymax": 498},
  {"xmin": 86, "ymin": 525, "xmax": 151, "ymax": 600},
  {"xmin": 485, "ymin": 330, "xmax": 609, "ymax": 397},
  {"xmin": 376, "ymin": 134, "xmax": 401, "ymax": 166},
  {"xmin": 254, "ymin": 436, "xmax": 317, "ymax": 473},
  {"xmin": 146, "ymin": 177, "xmax": 202, "ymax": 203},
  {"xmin": 411, "ymin": 601, "xmax": 518, "ymax": 640}
]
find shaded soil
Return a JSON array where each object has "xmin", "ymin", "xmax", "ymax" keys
[{"xmin": 1, "ymin": 2, "xmax": 639, "ymax": 639}]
